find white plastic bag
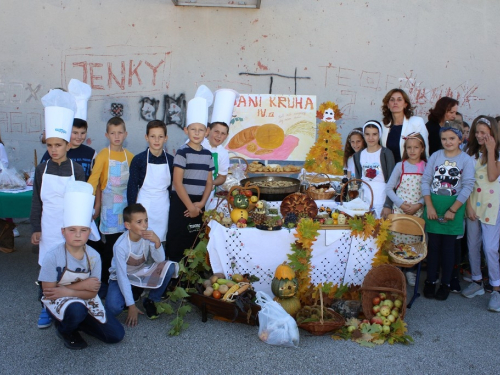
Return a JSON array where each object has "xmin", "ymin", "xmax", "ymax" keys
[
  {"xmin": 256, "ymin": 291, "xmax": 299, "ymax": 348},
  {"xmin": 0, "ymin": 163, "xmax": 27, "ymax": 191}
]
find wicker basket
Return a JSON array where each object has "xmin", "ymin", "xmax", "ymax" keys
[
  {"xmin": 388, "ymin": 216, "xmax": 427, "ymax": 266},
  {"xmin": 298, "ymin": 291, "xmax": 345, "ymax": 336},
  {"xmin": 307, "ymin": 173, "xmax": 336, "ymax": 200},
  {"xmin": 227, "ymin": 182, "xmax": 261, "ymax": 212},
  {"xmin": 339, "ymin": 178, "xmax": 374, "ymax": 211},
  {"xmin": 229, "ymin": 156, "xmax": 249, "ymax": 178},
  {"xmin": 360, "ymin": 264, "xmax": 406, "ymax": 320}
]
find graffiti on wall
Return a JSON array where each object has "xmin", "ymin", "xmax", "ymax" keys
[
  {"xmin": 319, "ymin": 63, "xmax": 483, "ymax": 122},
  {"xmin": 162, "ymin": 94, "xmax": 186, "ymax": 129},
  {"xmin": 139, "ymin": 97, "xmax": 159, "ymax": 121},
  {"xmin": 111, "ymin": 103, "xmax": 124, "ymax": 117},
  {"xmin": 63, "ymin": 50, "xmax": 171, "ymax": 96},
  {"xmin": 239, "ymin": 68, "xmax": 310, "ymax": 95}
]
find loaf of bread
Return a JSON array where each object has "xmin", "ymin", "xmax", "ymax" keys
[
  {"xmin": 280, "ymin": 193, "xmax": 318, "ymax": 218},
  {"xmin": 228, "ymin": 126, "xmax": 259, "ymax": 149}
]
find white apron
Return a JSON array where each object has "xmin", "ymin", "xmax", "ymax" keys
[
  {"xmin": 38, "ymin": 160, "xmax": 75, "ymax": 265},
  {"xmin": 42, "ymin": 247, "xmax": 107, "ymax": 323},
  {"xmin": 137, "ymin": 149, "xmax": 171, "ymax": 241},
  {"xmin": 125, "ymin": 235, "xmax": 178, "ymax": 288}
]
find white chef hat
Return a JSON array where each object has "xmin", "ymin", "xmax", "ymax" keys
[
  {"xmin": 210, "ymin": 89, "xmax": 239, "ymax": 126},
  {"xmin": 186, "ymin": 85, "xmax": 214, "ymax": 127},
  {"xmin": 63, "ymin": 181, "xmax": 95, "ymax": 228},
  {"xmin": 42, "ymin": 89, "xmax": 77, "ymax": 142},
  {"xmin": 68, "ymin": 79, "xmax": 92, "ymax": 120}
]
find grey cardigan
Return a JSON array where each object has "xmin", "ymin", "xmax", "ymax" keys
[{"xmin": 353, "ymin": 147, "xmax": 395, "ymax": 209}]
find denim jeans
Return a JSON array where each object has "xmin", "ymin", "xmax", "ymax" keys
[
  {"xmin": 52, "ymin": 303, "xmax": 124, "ymax": 344},
  {"xmin": 106, "ymin": 263, "xmax": 175, "ymax": 316}
]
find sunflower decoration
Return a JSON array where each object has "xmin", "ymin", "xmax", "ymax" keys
[{"xmin": 305, "ymin": 101, "xmax": 344, "ymax": 175}]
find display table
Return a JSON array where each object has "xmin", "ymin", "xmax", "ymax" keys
[
  {"xmin": 207, "ymin": 220, "xmax": 377, "ymax": 297},
  {"xmin": 0, "ymin": 187, "xmax": 33, "ymax": 218}
]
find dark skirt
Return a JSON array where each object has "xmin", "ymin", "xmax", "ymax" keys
[{"xmin": 165, "ymin": 192, "xmax": 204, "ymax": 262}]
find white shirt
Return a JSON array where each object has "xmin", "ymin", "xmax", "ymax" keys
[{"xmin": 201, "ymin": 138, "xmax": 229, "ymax": 176}]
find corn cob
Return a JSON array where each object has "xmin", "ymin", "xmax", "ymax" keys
[{"xmin": 222, "ymin": 284, "xmax": 240, "ymax": 301}]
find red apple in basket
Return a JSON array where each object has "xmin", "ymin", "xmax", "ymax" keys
[
  {"xmin": 371, "ymin": 317, "xmax": 383, "ymax": 325},
  {"xmin": 372, "ymin": 296, "xmax": 381, "ymax": 306},
  {"xmin": 372, "ymin": 305, "xmax": 381, "ymax": 314},
  {"xmin": 379, "ymin": 292, "xmax": 387, "ymax": 300}
]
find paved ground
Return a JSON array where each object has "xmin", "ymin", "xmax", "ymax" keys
[{"xmin": 0, "ymin": 221, "xmax": 498, "ymax": 374}]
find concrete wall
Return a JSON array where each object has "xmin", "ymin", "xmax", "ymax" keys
[{"xmin": 1, "ymin": 0, "xmax": 498, "ymax": 170}]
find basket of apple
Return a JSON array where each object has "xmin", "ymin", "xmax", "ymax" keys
[{"xmin": 360, "ymin": 264, "xmax": 406, "ymax": 320}]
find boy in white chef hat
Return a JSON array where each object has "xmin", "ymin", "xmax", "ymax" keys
[
  {"xmin": 39, "ymin": 181, "xmax": 124, "ymax": 350},
  {"xmin": 31, "ymin": 89, "xmax": 87, "ymax": 329},
  {"xmin": 40, "ymin": 79, "xmax": 96, "ymax": 181},
  {"xmin": 165, "ymin": 86, "xmax": 215, "ymax": 262},
  {"xmin": 203, "ymin": 89, "xmax": 239, "ymax": 209}
]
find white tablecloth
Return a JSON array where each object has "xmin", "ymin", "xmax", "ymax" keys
[{"xmin": 207, "ymin": 220, "xmax": 377, "ymax": 296}]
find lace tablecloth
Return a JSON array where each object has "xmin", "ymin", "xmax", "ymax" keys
[{"xmin": 207, "ymin": 220, "xmax": 377, "ymax": 296}]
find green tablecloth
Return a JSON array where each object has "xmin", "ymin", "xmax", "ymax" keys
[{"xmin": 0, "ymin": 190, "xmax": 33, "ymax": 218}]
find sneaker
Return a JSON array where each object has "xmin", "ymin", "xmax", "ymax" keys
[
  {"xmin": 424, "ymin": 281, "xmax": 436, "ymax": 299},
  {"xmin": 450, "ymin": 277, "xmax": 461, "ymax": 293},
  {"xmin": 435, "ymin": 284, "xmax": 450, "ymax": 301},
  {"xmin": 38, "ymin": 307, "xmax": 52, "ymax": 329},
  {"xmin": 462, "ymin": 270, "xmax": 473, "ymax": 283},
  {"xmin": 406, "ymin": 272, "xmax": 416, "ymax": 287},
  {"xmin": 143, "ymin": 298, "xmax": 159, "ymax": 320},
  {"xmin": 488, "ymin": 291, "xmax": 500, "ymax": 312},
  {"xmin": 56, "ymin": 330, "xmax": 88, "ymax": 350},
  {"xmin": 12, "ymin": 228, "xmax": 20, "ymax": 237},
  {"xmin": 461, "ymin": 281, "xmax": 485, "ymax": 298}
]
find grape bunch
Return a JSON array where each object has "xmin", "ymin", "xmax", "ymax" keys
[{"xmin": 284, "ymin": 212, "xmax": 298, "ymax": 228}]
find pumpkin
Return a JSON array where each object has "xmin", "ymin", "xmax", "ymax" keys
[
  {"xmin": 234, "ymin": 194, "xmax": 249, "ymax": 209},
  {"xmin": 274, "ymin": 262, "xmax": 295, "ymax": 280},
  {"xmin": 230, "ymin": 208, "xmax": 248, "ymax": 223},
  {"xmin": 274, "ymin": 296, "xmax": 301, "ymax": 318}
]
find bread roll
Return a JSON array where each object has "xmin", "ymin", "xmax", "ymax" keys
[{"xmin": 228, "ymin": 126, "xmax": 259, "ymax": 149}]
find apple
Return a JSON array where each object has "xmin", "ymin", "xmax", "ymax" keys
[
  {"xmin": 382, "ymin": 325, "xmax": 391, "ymax": 334},
  {"xmin": 387, "ymin": 314, "xmax": 396, "ymax": 323},
  {"xmin": 380, "ymin": 306, "xmax": 391, "ymax": 317},
  {"xmin": 347, "ymin": 325, "xmax": 356, "ymax": 333},
  {"xmin": 394, "ymin": 299, "xmax": 403, "ymax": 309},
  {"xmin": 362, "ymin": 319, "xmax": 370, "ymax": 325},
  {"xmin": 376, "ymin": 312, "xmax": 382, "ymax": 317},
  {"xmin": 383, "ymin": 299, "xmax": 394, "ymax": 309},
  {"xmin": 379, "ymin": 292, "xmax": 387, "ymax": 301},
  {"xmin": 359, "ymin": 322, "xmax": 369, "ymax": 330},
  {"xmin": 383, "ymin": 318, "xmax": 391, "ymax": 326},
  {"xmin": 372, "ymin": 305, "xmax": 381, "ymax": 314},
  {"xmin": 371, "ymin": 317, "xmax": 383, "ymax": 325},
  {"xmin": 319, "ymin": 218, "xmax": 325, "ymax": 224},
  {"xmin": 372, "ymin": 297, "xmax": 381, "ymax": 305},
  {"xmin": 391, "ymin": 309, "xmax": 399, "ymax": 318}
]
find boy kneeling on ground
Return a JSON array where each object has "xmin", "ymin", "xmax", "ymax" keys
[
  {"xmin": 106, "ymin": 203, "xmax": 178, "ymax": 326},
  {"xmin": 40, "ymin": 181, "xmax": 124, "ymax": 350}
]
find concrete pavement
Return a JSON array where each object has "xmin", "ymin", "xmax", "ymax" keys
[{"xmin": 0, "ymin": 221, "xmax": 497, "ymax": 374}]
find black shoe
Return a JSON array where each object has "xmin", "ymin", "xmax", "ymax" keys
[
  {"xmin": 143, "ymin": 298, "xmax": 159, "ymax": 320},
  {"xmin": 450, "ymin": 277, "xmax": 461, "ymax": 293},
  {"xmin": 424, "ymin": 281, "xmax": 436, "ymax": 299},
  {"xmin": 132, "ymin": 287, "xmax": 143, "ymax": 303},
  {"xmin": 56, "ymin": 330, "xmax": 88, "ymax": 350},
  {"xmin": 435, "ymin": 284, "xmax": 450, "ymax": 301},
  {"xmin": 485, "ymin": 282, "xmax": 493, "ymax": 293}
]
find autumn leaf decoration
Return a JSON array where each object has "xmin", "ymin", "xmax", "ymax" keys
[
  {"xmin": 287, "ymin": 218, "xmax": 320, "ymax": 305},
  {"xmin": 348, "ymin": 214, "xmax": 392, "ymax": 267}
]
